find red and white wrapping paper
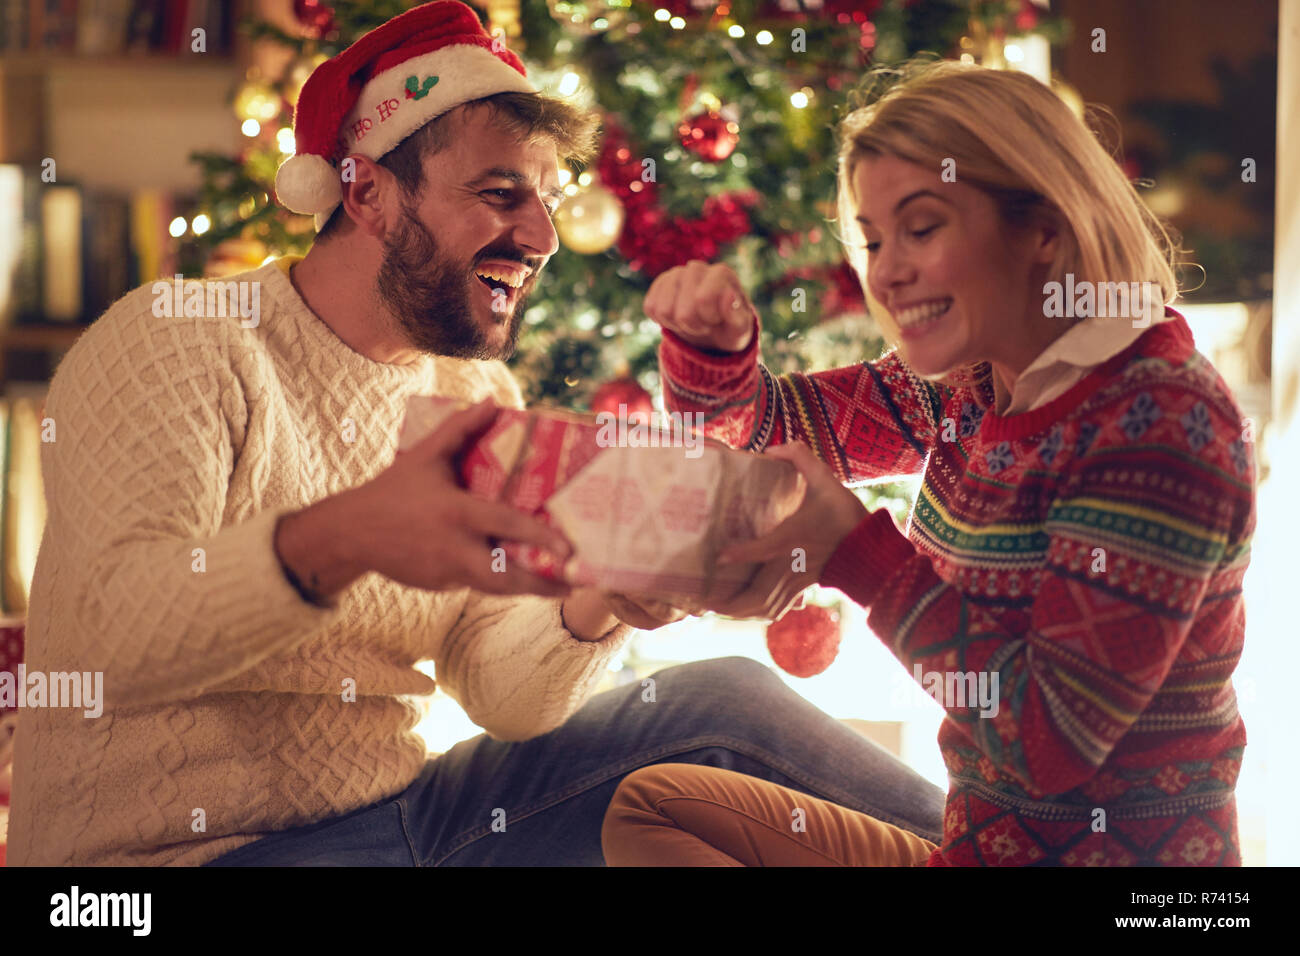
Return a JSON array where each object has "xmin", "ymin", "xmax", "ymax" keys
[{"xmin": 398, "ymin": 396, "xmax": 803, "ymax": 608}]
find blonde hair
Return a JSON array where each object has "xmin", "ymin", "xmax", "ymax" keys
[{"xmin": 834, "ymin": 58, "xmax": 1182, "ymax": 386}]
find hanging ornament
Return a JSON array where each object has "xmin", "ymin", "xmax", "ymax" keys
[
  {"xmin": 234, "ymin": 78, "xmax": 282, "ymax": 124},
  {"xmin": 678, "ymin": 109, "xmax": 740, "ymax": 163},
  {"xmin": 554, "ymin": 182, "xmax": 625, "ymax": 254},
  {"xmin": 590, "ymin": 376, "xmax": 653, "ymax": 424},
  {"xmin": 1015, "ymin": 0, "xmax": 1040, "ymax": 32},
  {"xmin": 293, "ymin": 0, "xmax": 337, "ymax": 39},
  {"xmin": 765, "ymin": 603, "xmax": 842, "ymax": 678}
]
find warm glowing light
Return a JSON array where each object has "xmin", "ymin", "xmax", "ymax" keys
[
  {"xmin": 728, "ymin": 25, "xmax": 744, "ymax": 38},
  {"xmin": 191, "ymin": 214, "xmax": 211, "ymax": 236},
  {"xmin": 276, "ymin": 127, "xmax": 296, "ymax": 154},
  {"xmin": 557, "ymin": 168, "xmax": 573, "ymax": 186},
  {"xmin": 670, "ymin": 16, "xmax": 685, "ymax": 29},
  {"xmin": 959, "ymin": 53, "xmax": 975, "ymax": 64},
  {"xmin": 241, "ymin": 118, "xmax": 261, "ymax": 137},
  {"xmin": 557, "ymin": 71, "xmax": 581, "ymax": 96},
  {"xmin": 654, "ymin": 8, "xmax": 670, "ymax": 21},
  {"xmin": 790, "ymin": 91, "xmax": 809, "ymax": 109},
  {"xmin": 577, "ymin": 171, "xmax": 593, "ymax": 186},
  {"xmin": 1005, "ymin": 43, "xmax": 1024, "ymax": 63},
  {"xmin": 168, "ymin": 216, "xmax": 187, "ymax": 238},
  {"xmin": 756, "ymin": 30, "xmax": 773, "ymax": 45}
]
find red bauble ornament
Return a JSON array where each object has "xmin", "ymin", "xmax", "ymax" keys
[
  {"xmin": 766, "ymin": 604, "xmax": 842, "ymax": 678},
  {"xmin": 590, "ymin": 377, "xmax": 654, "ymax": 424},
  {"xmin": 678, "ymin": 110, "xmax": 739, "ymax": 163},
  {"xmin": 1015, "ymin": 0, "xmax": 1039, "ymax": 31},
  {"xmin": 293, "ymin": 0, "xmax": 337, "ymax": 37}
]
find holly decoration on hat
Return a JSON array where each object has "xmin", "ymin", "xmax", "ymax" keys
[{"xmin": 766, "ymin": 601, "xmax": 842, "ymax": 678}]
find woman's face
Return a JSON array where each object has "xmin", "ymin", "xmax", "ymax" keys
[{"xmin": 853, "ymin": 154, "xmax": 1059, "ymax": 383}]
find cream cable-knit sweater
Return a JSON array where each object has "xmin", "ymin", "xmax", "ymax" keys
[{"xmin": 8, "ymin": 257, "xmax": 631, "ymax": 866}]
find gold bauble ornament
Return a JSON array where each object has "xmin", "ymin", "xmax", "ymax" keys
[{"xmin": 554, "ymin": 183, "xmax": 624, "ymax": 254}]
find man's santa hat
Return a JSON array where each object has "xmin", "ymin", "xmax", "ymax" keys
[{"xmin": 275, "ymin": 0, "xmax": 536, "ymax": 229}]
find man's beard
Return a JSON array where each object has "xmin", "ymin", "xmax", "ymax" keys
[{"xmin": 375, "ymin": 204, "xmax": 537, "ymax": 361}]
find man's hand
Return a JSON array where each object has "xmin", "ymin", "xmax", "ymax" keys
[
  {"xmin": 706, "ymin": 442, "xmax": 869, "ymax": 620},
  {"xmin": 277, "ymin": 399, "xmax": 575, "ymax": 604},
  {"xmin": 643, "ymin": 260, "xmax": 757, "ymax": 353}
]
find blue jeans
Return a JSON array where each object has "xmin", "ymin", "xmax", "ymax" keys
[{"xmin": 203, "ymin": 656, "xmax": 946, "ymax": 866}]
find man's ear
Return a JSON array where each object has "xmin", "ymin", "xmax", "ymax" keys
[{"xmin": 338, "ymin": 154, "xmax": 395, "ymax": 240}]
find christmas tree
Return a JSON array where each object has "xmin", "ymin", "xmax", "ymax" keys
[{"xmin": 191, "ymin": 0, "xmax": 1062, "ymax": 410}]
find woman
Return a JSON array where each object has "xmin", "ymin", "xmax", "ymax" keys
[{"xmin": 603, "ymin": 59, "xmax": 1254, "ymax": 866}]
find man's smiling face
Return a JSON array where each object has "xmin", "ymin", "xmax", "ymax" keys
[{"xmin": 375, "ymin": 102, "xmax": 563, "ymax": 361}]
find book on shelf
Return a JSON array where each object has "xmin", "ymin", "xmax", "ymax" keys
[
  {"xmin": 0, "ymin": 163, "xmax": 177, "ymax": 330},
  {"xmin": 1, "ymin": 0, "xmax": 234, "ymax": 57},
  {"xmin": 40, "ymin": 183, "xmax": 81, "ymax": 321},
  {"xmin": 0, "ymin": 394, "xmax": 45, "ymax": 615}
]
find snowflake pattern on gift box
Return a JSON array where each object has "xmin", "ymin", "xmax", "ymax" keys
[
  {"xmin": 959, "ymin": 401, "xmax": 985, "ymax": 438},
  {"xmin": 1180, "ymin": 401, "xmax": 1215, "ymax": 452}
]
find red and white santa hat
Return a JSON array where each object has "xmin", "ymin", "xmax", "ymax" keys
[{"xmin": 275, "ymin": 0, "xmax": 536, "ymax": 229}]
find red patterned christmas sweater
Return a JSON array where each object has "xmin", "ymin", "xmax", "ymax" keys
[{"xmin": 659, "ymin": 311, "xmax": 1253, "ymax": 866}]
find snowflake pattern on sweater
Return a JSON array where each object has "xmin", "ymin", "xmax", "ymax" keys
[{"xmin": 659, "ymin": 312, "xmax": 1253, "ymax": 866}]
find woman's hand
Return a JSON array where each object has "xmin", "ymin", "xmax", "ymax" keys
[
  {"xmin": 643, "ymin": 260, "xmax": 757, "ymax": 353},
  {"xmin": 602, "ymin": 593, "xmax": 692, "ymax": 631},
  {"xmin": 709, "ymin": 442, "xmax": 869, "ymax": 620}
]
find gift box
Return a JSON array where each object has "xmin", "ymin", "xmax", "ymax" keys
[{"xmin": 398, "ymin": 397, "xmax": 803, "ymax": 609}]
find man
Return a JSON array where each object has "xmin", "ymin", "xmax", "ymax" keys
[{"xmin": 7, "ymin": 1, "xmax": 943, "ymax": 866}]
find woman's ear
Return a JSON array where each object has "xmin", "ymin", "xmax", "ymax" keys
[{"xmin": 1028, "ymin": 207, "xmax": 1062, "ymax": 266}]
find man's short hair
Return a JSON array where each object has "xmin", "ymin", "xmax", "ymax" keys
[{"xmin": 315, "ymin": 91, "xmax": 599, "ymax": 240}]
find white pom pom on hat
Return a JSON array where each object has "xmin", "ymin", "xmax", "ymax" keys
[
  {"xmin": 273, "ymin": 0, "xmax": 537, "ymax": 228},
  {"xmin": 274, "ymin": 153, "xmax": 342, "ymax": 216}
]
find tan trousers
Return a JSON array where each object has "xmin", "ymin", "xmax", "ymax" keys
[{"xmin": 602, "ymin": 763, "xmax": 939, "ymax": 866}]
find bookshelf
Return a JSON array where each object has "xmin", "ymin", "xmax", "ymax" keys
[
  {"xmin": 0, "ymin": 3, "xmax": 252, "ymax": 614},
  {"xmin": 1, "ymin": 2, "xmax": 248, "ymax": 391}
]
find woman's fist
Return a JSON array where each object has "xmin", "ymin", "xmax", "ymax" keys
[{"xmin": 643, "ymin": 260, "xmax": 757, "ymax": 353}]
